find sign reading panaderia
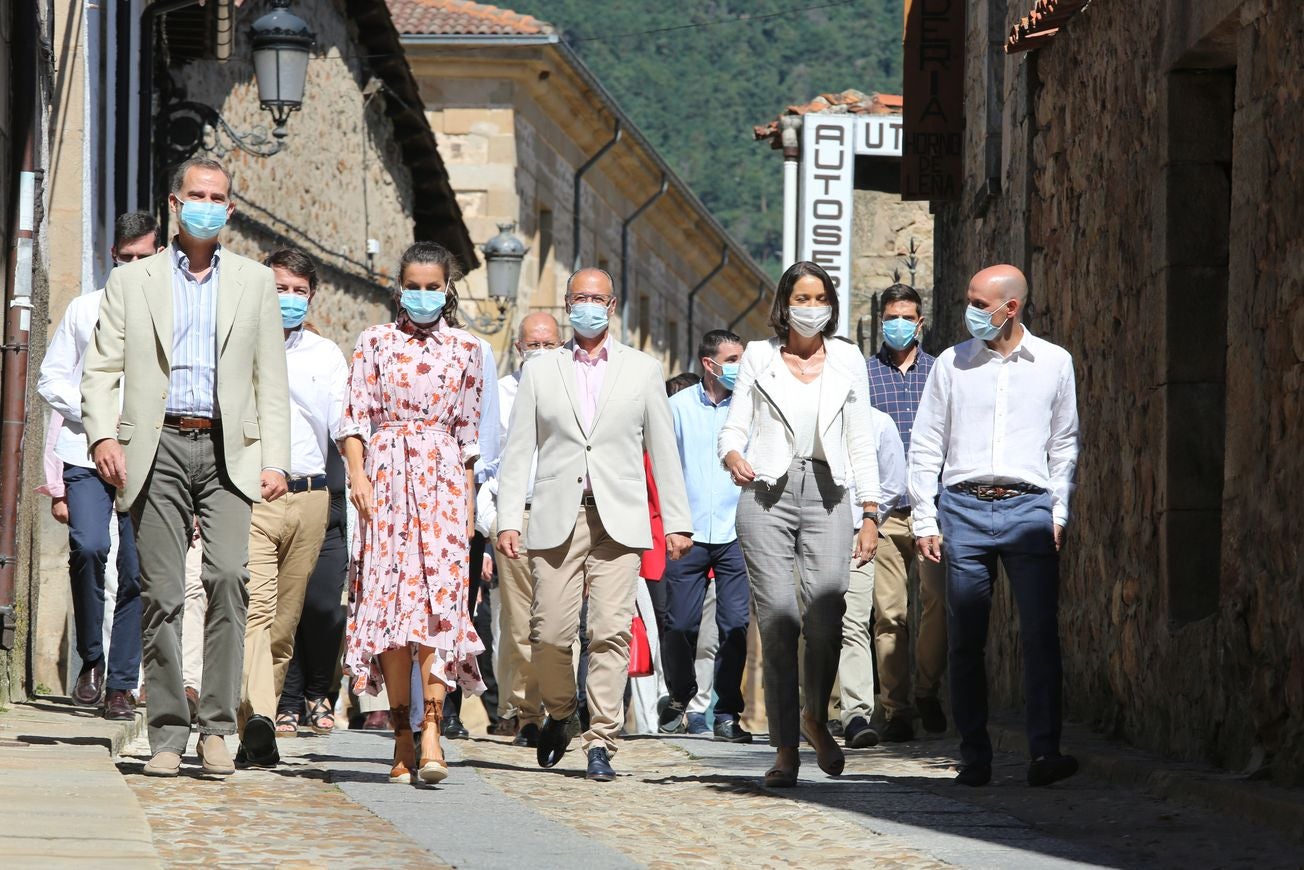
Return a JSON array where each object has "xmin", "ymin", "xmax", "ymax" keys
[{"xmin": 902, "ymin": 0, "xmax": 965, "ymax": 200}]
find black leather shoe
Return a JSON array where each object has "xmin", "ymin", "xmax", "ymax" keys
[
  {"xmin": 844, "ymin": 716, "xmax": 880, "ymax": 749},
  {"xmin": 240, "ymin": 714, "xmax": 280, "ymax": 767},
  {"xmin": 826, "ymin": 718, "xmax": 845, "ymax": 738},
  {"xmin": 586, "ymin": 747, "xmax": 616, "ymax": 782},
  {"xmin": 712, "ymin": 716, "xmax": 753, "ymax": 744},
  {"xmin": 917, "ymin": 696, "xmax": 947, "ymax": 734},
  {"xmin": 882, "ymin": 716, "xmax": 915, "ymax": 742},
  {"xmin": 658, "ymin": 701, "xmax": 687, "ymax": 734},
  {"xmin": 536, "ymin": 711, "xmax": 581, "ymax": 768},
  {"xmin": 955, "ymin": 763, "xmax": 992, "ymax": 787},
  {"xmin": 103, "ymin": 689, "xmax": 135, "ymax": 721},
  {"xmin": 441, "ymin": 715, "xmax": 469, "ymax": 740},
  {"xmin": 71, "ymin": 660, "xmax": 105, "ymax": 706},
  {"xmin": 1028, "ymin": 754, "xmax": 1079, "ymax": 787},
  {"xmin": 513, "ymin": 722, "xmax": 540, "ymax": 747}
]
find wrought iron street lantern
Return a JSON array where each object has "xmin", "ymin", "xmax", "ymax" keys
[
  {"xmin": 250, "ymin": 0, "xmax": 316, "ymax": 142},
  {"xmin": 463, "ymin": 223, "xmax": 529, "ymax": 333}
]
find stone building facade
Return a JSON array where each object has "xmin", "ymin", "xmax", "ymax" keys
[
  {"xmin": 391, "ymin": 0, "xmax": 773, "ymax": 374},
  {"xmin": 930, "ymin": 0, "xmax": 1304, "ymax": 783}
]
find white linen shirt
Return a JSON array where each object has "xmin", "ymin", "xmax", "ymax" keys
[
  {"xmin": 907, "ymin": 328, "xmax": 1079, "ymax": 538},
  {"xmin": 37, "ymin": 289, "xmax": 108, "ymax": 468},
  {"xmin": 284, "ymin": 328, "xmax": 349, "ymax": 478},
  {"xmin": 471, "ymin": 337, "xmax": 501, "ymax": 486},
  {"xmin": 476, "ymin": 364, "xmax": 539, "ymax": 536}
]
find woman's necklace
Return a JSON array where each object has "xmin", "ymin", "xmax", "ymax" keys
[{"xmin": 782, "ymin": 345, "xmax": 823, "ymax": 376}]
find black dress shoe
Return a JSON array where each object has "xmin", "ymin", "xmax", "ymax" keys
[
  {"xmin": 712, "ymin": 717, "xmax": 753, "ymax": 744},
  {"xmin": 586, "ymin": 747, "xmax": 615, "ymax": 782},
  {"xmin": 917, "ymin": 696, "xmax": 947, "ymax": 734},
  {"xmin": 441, "ymin": 715, "xmax": 469, "ymax": 739},
  {"xmin": 826, "ymin": 718, "xmax": 845, "ymax": 738},
  {"xmin": 844, "ymin": 716, "xmax": 880, "ymax": 749},
  {"xmin": 536, "ymin": 711, "xmax": 581, "ymax": 768},
  {"xmin": 240, "ymin": 714, "xmax": 280, "ymax": 767},
  {"xmin": 1028, "ymin": 754, "xmax": 1079, "ymax": 787},
  {"xmin": 513, "ymin": 722, "xmax": 540, "ymax": 747},
  {"xmin": 955, "ymin": 763, "xmax": 992, "ymax": 786},
  {"xmin": 658, "ymin": 701, "xmax": 687, "ymax": 734},
  {"xmin": 103, "ymin": 689, "xmax": 135, "ymax": 721},
  {"xmin": 882, "ymin": 716, "xmax": 915, "ymax": 742},
  {"xmin": 71, "ymin": 660, "xmax": 105, "ymax": 706}
]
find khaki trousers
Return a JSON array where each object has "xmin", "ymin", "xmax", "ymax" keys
[
  {"xmin": 837, "ymin": 554, "xmax": 876, "ymax": 726},
  {"xmin": 182, "ymin": 536, "xmax": 206, "ymax": 691},
  {"xmin": 529, "ymin": 506, "xmax": 640, "ymax": 754},
  {"xmin": 495, "ymin": 513, "xmax": 543, "ymax": 726},
  {"xmin": 873, "ymin": 512, "xmax": 947, "ymax": 720},
  {"xmin": 238, "ymin": 489, "xmax": 329, "ymax": 732}
]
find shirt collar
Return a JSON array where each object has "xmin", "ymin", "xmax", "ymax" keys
[
  {"xmin": 696, "ymin": 382, "xmax": 730, "ymax": 408},
  {"xmin": 284, "ymin": 328, "xmax": 304, "ymax": 351},
  {"xmin": 397, "ymin": 313, "xmax": 447, "ymax": 342},
  {"xmin": 979, "ymin": 325, "xmax": 1038, "ymax": 362},
  {"xmin": 172, "ymin": 242, "xmax": 222, "ymax": 274},
  {"xmin": 571, "ymin": 337, "xmax": 609, "ymax": 365}
]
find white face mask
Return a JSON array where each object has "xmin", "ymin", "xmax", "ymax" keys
[{"xmin": 788, "ymin": 305, "xmax": 832, "ymax": 337}]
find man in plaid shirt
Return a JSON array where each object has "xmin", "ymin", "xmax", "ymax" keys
[{"xmin": 862, "ymin": 284, "xmax": 948, "ymax": 744}]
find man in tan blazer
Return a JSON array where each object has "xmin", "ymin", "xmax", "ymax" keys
[
  {"xmin": 81, "ymin": 156, "xmax": 290, "ymax": 778},
  {"xmin": 497, "ymin": 268, "xmax": 693, "ymax": 782}
]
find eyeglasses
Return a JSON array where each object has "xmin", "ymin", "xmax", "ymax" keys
[
  {"xmin": 568, "ymin": 294, "xmax": 612, "ymax": 307},
  {"xmin": 522, "ymin": 341, "xmax": 558, "ymax": 350}
]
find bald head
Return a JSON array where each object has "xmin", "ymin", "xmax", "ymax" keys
[
  {"xmin": 566, "ymin": 267, "xmax": 615, "ymax": 300},
  {"xmin": 968, "ymin": 264, "xmax": 1028, "ymax": 306},
  {"xmin": 515, "ymin": 311, "xmax": 561, "ymax": 364}
]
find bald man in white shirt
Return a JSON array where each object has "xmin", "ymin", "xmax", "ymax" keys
[{"xmin": 908, "ymin": 264, "xmax": 1079, "ymax": 789}]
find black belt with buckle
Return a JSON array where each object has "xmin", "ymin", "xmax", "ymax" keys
[
  {"xmin": 953, "ymin": 482, "xmax": 1045, "ymax": 501},
  {"xmin": 163, "ymin": 414, "xmax": 217, "ymax": 431},
  {"xmin": 579, "ymin": 492, "xmax": 598, "ymax": 508},
  {"xmin": 286, "ymin": 474, "xmax": 328, "ymax": 494}
]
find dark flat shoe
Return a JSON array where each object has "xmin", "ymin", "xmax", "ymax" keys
[
  {"xmin": 955, "ymin": 763, "xmax": 992, "ymax": 787},
  {"xmin": 763, "ymin": 764, "xmax": 799, "ymax": 788},
  {"xmin": 513, "ymin": 722, "xmax": 540, "ymax": 747},
  {"xmin": 800, "ymin": 718, "xmax": 845, "ymax": 777},
  {"xmin": 713, "ymin": 717, "xmax": 754, "ymax": 744},
  {"xmin": 1028, "ymin": 754, "xmax": 1078, "ymax": 787},
  {"xmin": 586, "ymin": 747, "xmax": 615, "ymax": 782},
  {"xmin": 536, "ymin": 711, "xmax": 580, "ymax": 768},
  {"xmin": 844, "ymin": 716, "xmax": 880, "ymax": 749},
  {"xmin": 239, "ymin": 714, "xmax": 280, "ymax": 767}
]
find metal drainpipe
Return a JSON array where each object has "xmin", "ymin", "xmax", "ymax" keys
[
  {"xmin": 728, "ymin": 280, "xmax": 769, "ymax": 333},
  {"xmin": 780, "ymin": 115, "xmax": 801, "ymax": 268},
  {"xmin": 618, "ymin": 174, "xmax": 667, "ymax": 343},
  {"xmin": 0, "ymin": 0, "xmax": 40, "ymax": 651},
  {"xmin": 214, "ymin": 0, "xmax": 235, "ymax": 62},
  {"xmin": 685, "ymin": 245, "xmax": 729, "ymax": 360},
  {"xmin": 137, "ymin": 0, "xmax": 203, "ymax": 212},
  {"xmin": 571, "ymin": 120, "xmax": 621, "ymax": 271}
]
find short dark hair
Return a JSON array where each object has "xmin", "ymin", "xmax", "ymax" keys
[
  {"xmin": 264, "ymin": 248, "xmax": 319, "ymax": 291},
  {"xmin": 696, "ymin": 328, "xmax": 743, "ymax": 362},
  {"xmin": 170, "ymin": 156, "xmax": 233, "ymax": 197},
  {"xmin": 879, "ymin": 283, "xmax": 923, "ymax": 318},
  {"xmin": 397, "ymin": 241, "xmax": 464, "ymax": 328},
  {"xmin": 769, "ymin": 261, "xmax": 839, "ymax": 340},
  {"xmin": 113, "ymin": 212, "xmax": 159, "ymax": 249},
  {"xmin": 665, "ymin": 372, "xmax": 701, "ymax": 396}
]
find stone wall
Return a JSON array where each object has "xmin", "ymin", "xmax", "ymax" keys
[
  {"xmin": 173, "ymin": 0, "xmax": 417, "ymax": 359},
  {"xmin": 933, "ymin": 0, "xmax": 1304, "ymax": 783}
]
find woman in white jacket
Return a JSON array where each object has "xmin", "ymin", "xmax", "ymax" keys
[{"xmin": 718, "ymin": 261, "xmax": 880, "ymax": 788}]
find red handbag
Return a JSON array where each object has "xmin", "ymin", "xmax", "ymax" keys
[{"xmin": 628, "ymin": 615, "xmax": 653, "ymax": 677}]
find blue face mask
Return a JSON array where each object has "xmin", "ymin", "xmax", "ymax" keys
[
  {"xmin": 569, "ymin": 302, "xmax": 609, "ymax": 339},
  {"xmin": 178, "ymin": 201, "xmax": 228, "ymax": 240},
  {"xmin": 965, "ymin": 300, "xmax": 1010, "ymax": 341},
  {"xmin": 882, "ymin": 318, "xmax": 919, "ymax": 351},
  {"xmin": 279, "ymin": 294, "xmax": 309, "ymax": 329},
  {"xmin": 401, "ymin": 289, "xmax": 446, "ymax": 325},
  {"xmin": 711, "ymin": 361, "xmax": 740, "ymax": 391}
]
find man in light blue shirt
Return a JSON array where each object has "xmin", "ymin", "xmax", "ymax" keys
[{"xmin": 658, "ymin": 329, "xmax": 752, "ymax": 743}]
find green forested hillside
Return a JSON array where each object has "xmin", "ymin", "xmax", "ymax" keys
[{"xmin": 510, "ymin": 1, "xmax": 903, "ymax": 273}]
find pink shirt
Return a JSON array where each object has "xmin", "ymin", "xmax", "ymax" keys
[
  {"xmin": 573, "ymin": 339, "xmax": 609, "ymax": 432},
  {"xmin": 35, "ymin": 412, "xmax": 65, "ymax": 499}
]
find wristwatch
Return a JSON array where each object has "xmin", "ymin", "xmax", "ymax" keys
[{"xmin": 862, "ymin": 510, "xmax": 879, "ymax": 522}]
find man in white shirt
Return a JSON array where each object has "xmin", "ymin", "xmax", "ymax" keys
[
  {"xmin": 479, "ymin": 312, "xmax": 559, "ymax": 748},
  {"xmin": 908, "ymin": 264, "xmax": 1080, "ymax": 788},
  {"xmin": 836, "ymin": 404, "xmax": 906, "ymax": 748},
  {"xmin": 236, "ymin": 249, "xmax": 347, "ymax": 767},
  {"xmin": 36, "ymin": 212, "xmax": 161, "ymax": 719}
]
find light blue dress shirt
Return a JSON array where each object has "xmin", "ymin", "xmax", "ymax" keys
[
  {"xmin": 669, "ymin": 383, "xmax": 740, "ymax": 544},
  {"xmin": 472, "ymin": 338, "xmax": 501, "ymax": 485},
  {"xmin": 167, "ymin": 245, "xmax": 220, "ymax": 417}
]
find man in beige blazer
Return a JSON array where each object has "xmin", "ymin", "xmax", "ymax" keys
[
  {"xmin": 81, "ymin": 157, "xmax": 290, "ymax": 778},
  {"xmin": 497, "ymin": 268, "xmax": 693, "ymax": 782}
]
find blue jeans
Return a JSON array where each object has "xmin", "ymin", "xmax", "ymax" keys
[
  {"xmin": 63, "ymin": 463, "xmax": 142, "ymax": 691},
  {"xmin": 661, "ymin": 539, "xmax": 750, "ymax": 718},
  {"xmin": 939, "ymin": 486, "xmax": 1061, "ymax": 766}
]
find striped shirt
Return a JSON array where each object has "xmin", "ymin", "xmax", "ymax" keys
[
  {"xmin": 866, "ymin": 343, "xmax": 935, "ymax": 456},
  {"xmin": 167, "ymin": 245, "xmax": 221, "ymax": 417}
]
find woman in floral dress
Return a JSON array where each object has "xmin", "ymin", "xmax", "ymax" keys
[{"xmin": 340, "ymin": 241, "xmax": 486, "ymax": 785}]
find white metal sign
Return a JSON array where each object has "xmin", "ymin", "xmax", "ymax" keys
[
  {"xmin": 799, "ymin": 115, "xmax": 855, "ymax": 336},
  {"xmin": 854, "ymin": 115, "xmax": 903, "ymax": 156}
]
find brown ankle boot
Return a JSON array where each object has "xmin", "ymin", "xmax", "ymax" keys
[
  {"xmin": 418, "ymin": 698, "xmax": 448, "ymax": 784},
  {"xmin": 388, "ymin": 704, "xmax": 415, "ymax": 784}
]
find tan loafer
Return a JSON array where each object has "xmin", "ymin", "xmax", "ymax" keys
[
  {"xmin": 142, "ymin": 750, "xmax": 182, "ymax": 777},
  {"xmin": 196, "ymin": 734, "xmax": 235, "ymax": 776}
]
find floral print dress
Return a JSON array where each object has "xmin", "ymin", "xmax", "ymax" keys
[{"xmin": 341, "ymin": 317, "xmax": 487, "ymax": 696}]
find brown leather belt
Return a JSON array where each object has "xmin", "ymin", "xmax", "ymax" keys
[
  {"xmin": 952, "ymin": 482, "xmax": 1044, "ymax": 501},
  {"xmin": 163, "ymin": 414, "xmax": 217, "ymax": 431}
]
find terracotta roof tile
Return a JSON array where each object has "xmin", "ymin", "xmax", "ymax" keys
[
  {"xmin": 752, "ymin": 89, "xmax": 903, "ymax": 147},
  {"xmin": 1005, "ymin": 0, "xmax": 1091, "ymax": 54},
  {"xmin": 387, "ymin": 0, "xmax": 552, "ymax": 36}
]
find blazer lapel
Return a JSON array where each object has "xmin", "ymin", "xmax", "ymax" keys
[
  {"xmin": 144, "ymin": 249, "xmax": 174, "ymax": 367},
  {"xmin": 753, "ymin": 344, "xmax": 796, "ymax": 434},
  {"xmin": 216, "ymin": 254, "xmax": 248, "ymax": 355},
  {"xmin": 589, "ymin": 338, "xmax": 625, "ymax": 431},
  {"xmin": 557, "ymin": 345, "xmax": 585, "ymax": 432}
]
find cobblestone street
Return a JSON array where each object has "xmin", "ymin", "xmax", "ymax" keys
[{"xmin": 111, "ymin": 721, "xmax": 1304, "ymax": 869}]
